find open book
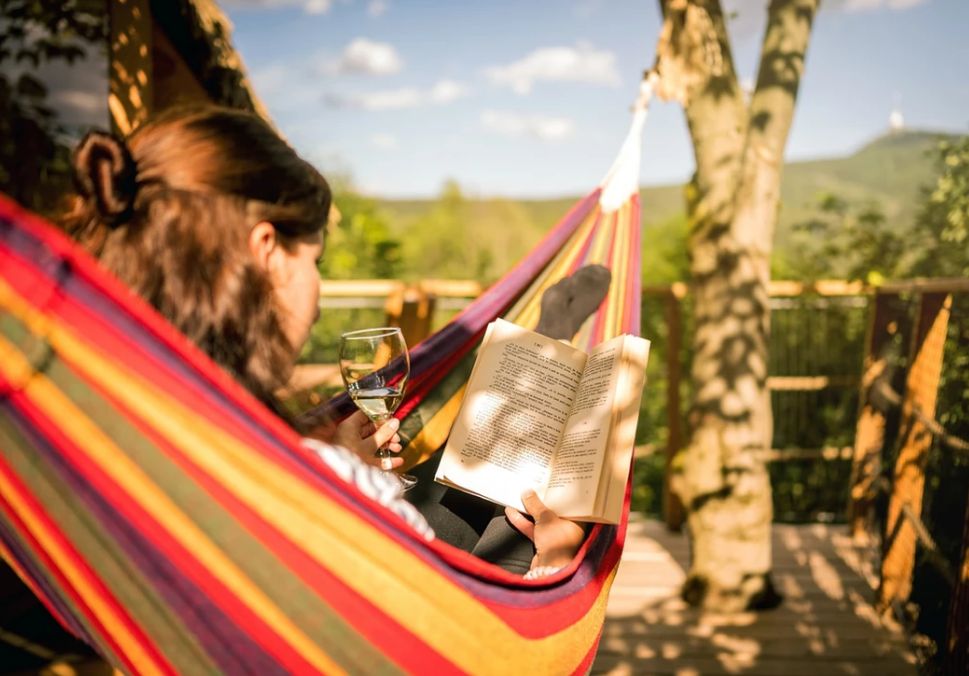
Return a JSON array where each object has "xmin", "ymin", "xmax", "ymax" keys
[{"xmin": 435, "ymin": 319, "xmax": 650, "ymax": 524}]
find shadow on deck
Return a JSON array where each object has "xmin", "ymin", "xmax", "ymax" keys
[{"xmin": 593, "ymin": 517, "xmax": 917, "ymax": 675}]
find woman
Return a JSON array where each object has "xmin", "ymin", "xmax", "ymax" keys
[{"xmin": 62, "ymin": 106, "xmax": 584, "ymax": 576}]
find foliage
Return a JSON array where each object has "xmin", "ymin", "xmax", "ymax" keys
[
  {"xmin": 786, "ymin": 137, "xmax": 969, "ymax": 282},
  {"xmin": 0, "ymin": 1, "xmax": 105, "ymax": 214},
  {"xmin": 909, "ymin": 137, "xmax": 969, "ymax": 278},
  {"xmin": 301, "ymin": 186, "xmax": 402, "ymax": 365},
  {"xmin": 399, "ymin": 180, "xmax": 504, "ymax": 282},
  {"xmin": 787, "ymin": 195, "xmax": 903, "ymax": 283},
  {"xmin": 320, "ymin": 184, "xmax": 402, "ymax": 280},
  {"xmin": 642, "ymin": 213, "xmax": 690, "ymax": 285}
]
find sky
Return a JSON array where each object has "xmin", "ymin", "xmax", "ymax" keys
[{"xmin": 49, "ymin": 0, "xmax": 969, "ymax": 199}]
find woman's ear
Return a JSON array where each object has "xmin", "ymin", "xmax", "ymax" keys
[{"xmin": 248, "ymin": 221, "xmax": 278, "ymax": 272}]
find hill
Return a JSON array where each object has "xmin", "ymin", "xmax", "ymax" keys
[{"xmin": 373, "ymin": 130, "xmax": 954, "ymax": 283}]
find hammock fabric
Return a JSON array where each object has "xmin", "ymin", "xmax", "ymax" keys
[{"xmin": 0, "ymin": 107, "xmax": 647, "ymax": 674}]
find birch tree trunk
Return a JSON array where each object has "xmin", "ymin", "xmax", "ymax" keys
[{"xmin": 658, "ymin": 0, "xmax": 820, "ymax": 611}]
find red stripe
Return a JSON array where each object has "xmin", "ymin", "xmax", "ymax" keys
[
  {"xmin": 7, "ymin": 392, "xmax": 326, "ymax": 674},
  {"xmin": 0, "ymin": 445, "xmax": 175, "ymax": 675},
  {"xmin": 631, "ymin": 196, "xmax": 643, "ymax": 332},
  {"xmin": 475, "ymin": 543, "xmax": 622, "ymax": 637},
  {"xmin": 573, "ymin": 627, "xmax": 606, "ymax": 675}
]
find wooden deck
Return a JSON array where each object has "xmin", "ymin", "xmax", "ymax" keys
[{"xmin": 593, "ymin": 517, "xmax": 918, "ymax": 675}]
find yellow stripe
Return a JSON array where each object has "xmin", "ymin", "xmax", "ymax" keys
[
  {"xmin": 1, "ymin": 277, "xmax": 619, "ymax": 674},
  {"xmin": 401, "ymin": 382, "xmax": 467, "ymax": 469},
  {"xmin": 0, "ymin": 281, "xmax": 346, "ymax": 676},
  {"xmin": 509, "ymin": 207, "xmax": 601, "ymax": 329},
  {"xmin": 0, "ymin": 430, "xmax": 164, "ymax": 675}
]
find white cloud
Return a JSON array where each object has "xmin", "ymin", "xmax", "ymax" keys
[
  {"xmin": 428, "ymin": 79, "xmax": 470, "ymax": 104},
  {"xmin": 484, "ymin": 43, "xmax": 620, "ymax": 95},
  {"xmin": 367, "ymin": 0, "xmax": 388, "ymax": 17},
  {"xmin": 52, "ymin": 90, "xmax": 103, "ymax": 114},
  {"xmin": 327, "ymin": 79, "xmax": 469, "ymax": 110},
  {"xmin": 326, "ymin": 38, "xmax": 403, "ymax": 75},
  {"xmin": 829, "ymin": 0, "xmax": 931, "ymax": 10},
  {"xmin": 371, "ymin": 133, "xmax": 398, "ymax": 149},
  {"xmin": 332, "ymin": 87, "xmax": 420, "ymax": 110},
  {"xmin": 481, "ymin": 110, "xmax": 575, "ymax": 142},
  {"xmin": 222, "ymin": 0, "xmax": 333, "ymax": 14}
]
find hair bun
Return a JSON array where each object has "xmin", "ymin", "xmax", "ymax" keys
[{"xmin": 72, "ymin": 130, "xmax": 138, "ymax": 227}]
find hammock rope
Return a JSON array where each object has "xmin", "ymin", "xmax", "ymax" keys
[{"xmin": 0, "ymin": 92, "xmax": 652, "ymax": 674}]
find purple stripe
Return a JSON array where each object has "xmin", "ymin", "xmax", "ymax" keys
[
  {"xmin": 2, "ymin": 399, "xmax": 286, "ymax": 675},
  {"xmin": 0, "ymin": 517, "xmax": 95, "ymax": 644}
]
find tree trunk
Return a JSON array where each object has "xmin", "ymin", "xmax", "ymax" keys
[{"xmin": 659, "ymin": 0, "xmax": 819, "ymax": 611}]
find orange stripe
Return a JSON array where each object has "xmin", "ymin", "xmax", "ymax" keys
[{"xmin": 0, "ymin": 455, "xmax": 170, "ymax": 675}]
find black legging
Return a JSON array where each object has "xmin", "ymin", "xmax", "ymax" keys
[{"xmin": 405, "ymin": 453, "xmax": 535, "ymax": 574}]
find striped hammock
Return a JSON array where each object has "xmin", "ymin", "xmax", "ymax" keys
[{"xmin": 0, "ymin": 105, "xmax": 648, "ymax": 674}]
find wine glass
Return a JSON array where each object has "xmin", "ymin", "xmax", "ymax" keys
[{"xmin": 338, "ymin": 327, "xmax": 416, "ymax": 490}]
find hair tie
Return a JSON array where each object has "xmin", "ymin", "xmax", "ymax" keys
[{"xmin": 72, "ymin": 130, "xmax": 138, "ymax": 227}]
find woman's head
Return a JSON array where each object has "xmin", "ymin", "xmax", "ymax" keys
[{"xmin": 63, "ymin": 106, "xmax": 331, "ymax": 408}]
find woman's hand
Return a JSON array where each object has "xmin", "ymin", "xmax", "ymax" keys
[
  {"xmin": 331, "ymin": 410, "xmax": 403, "ymax": 469},
  {"xmin": 505, "ymin": 490, "xmax": 586, "ymax": 571}
]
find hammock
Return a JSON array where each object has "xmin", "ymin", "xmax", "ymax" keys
[{"xmin": 0, "ymin": 98, "xmax": 650, "ymax": 674}]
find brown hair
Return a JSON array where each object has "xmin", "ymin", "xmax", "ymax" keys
[{"xmin": 62, "ymin": 106, "xmax": 331, "ymax": 414}]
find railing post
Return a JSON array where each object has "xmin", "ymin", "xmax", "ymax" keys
[
  {"xmin": 944, "ymin": 499, "xmax": 969, "ymax": 674},
  {"xmin": 879, "ymin": 292, "xmax": 953, "ymax": 612},
  {"xmin": 109, "ymin": 0, "xmax": 154, "ymax": 135},
  {"xmin": 847, "ymin": 290, "xmax": 897, "ymax": 540},
  {"xmin": 385, "ymin": 283, "xmax": 437, "ymax": 348},
  {"xmin": 663, "ymin": 283, "xmax": 686, "ymax": 531}
]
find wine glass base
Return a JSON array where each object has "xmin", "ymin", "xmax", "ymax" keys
[{"xmin": 397, "ymin": 473, "xmax": 418, "ymax": 493}]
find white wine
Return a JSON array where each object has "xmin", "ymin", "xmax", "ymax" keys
[{"xmin": 348, "ymin": 385, "xmax": 404, "ymax": 422}]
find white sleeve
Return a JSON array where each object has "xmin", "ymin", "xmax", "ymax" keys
[{"xmin": 300, "ymin": 438, "xmax": 435, "ymax": 541}]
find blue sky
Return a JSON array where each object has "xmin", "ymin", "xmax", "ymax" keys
[{"xmin": 222, "ymin": 0, "xmax": 969, "ymax": 198}]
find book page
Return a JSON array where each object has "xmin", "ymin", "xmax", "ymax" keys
[
  {"xmin": 595, "ymin": 335, "xmax": 650, "ymax": 523},
  {"xmin": 543, "ymin": 334, "xmax": 626, "ymax": 517},
  {"xmin": 436, "ymin": 319, "xmax": 588, "ymax": 511}
]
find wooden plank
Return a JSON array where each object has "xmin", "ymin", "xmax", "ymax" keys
[
  {"xmin": 384, "ymin": 284, "xmax": 436, "ymax": 347},
  {"xmin": 879, "ymin": 292, "xmax": 953, "ymax": 610},
  {"xmin": 591, "ymin": 654, "xmax": 914, "ymax": 676},
  {"xmin": 768, "ymin": 279, "xmax": 868, "ymax": 297},
  {"xmin": 878, "ymin": 277, "xmax": 969, "ymax": 294},
  {"xmin": 767, "ymin": 375, "xmax": 857, "ymax": 391},
  {"xmin": 601, "ymin": 520, "xmax": 915, "ymax": 674},
  {"xmin": 944, "ymin": 498, "xmax": 969, "ymax": 674}
]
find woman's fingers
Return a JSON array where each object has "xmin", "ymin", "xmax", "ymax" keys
[
  {"xmin": 504, "ymin": 506, "xmax": 536, "ymax": 542},
  {"xmin": 381, "ymin": 455, "xmax": 404, "ymax": 469},
  {"xmin": 348, "ymin": 410, "xmax": 376, "ymax": 438},
  {"xmin": 371, "ymin": 417, "xmax": 400, "ymax": 450}
]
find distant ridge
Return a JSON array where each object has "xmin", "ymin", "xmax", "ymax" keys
[{"xmin": 375, "ymin": 130, "xmax": 959, "ymax": 280}]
